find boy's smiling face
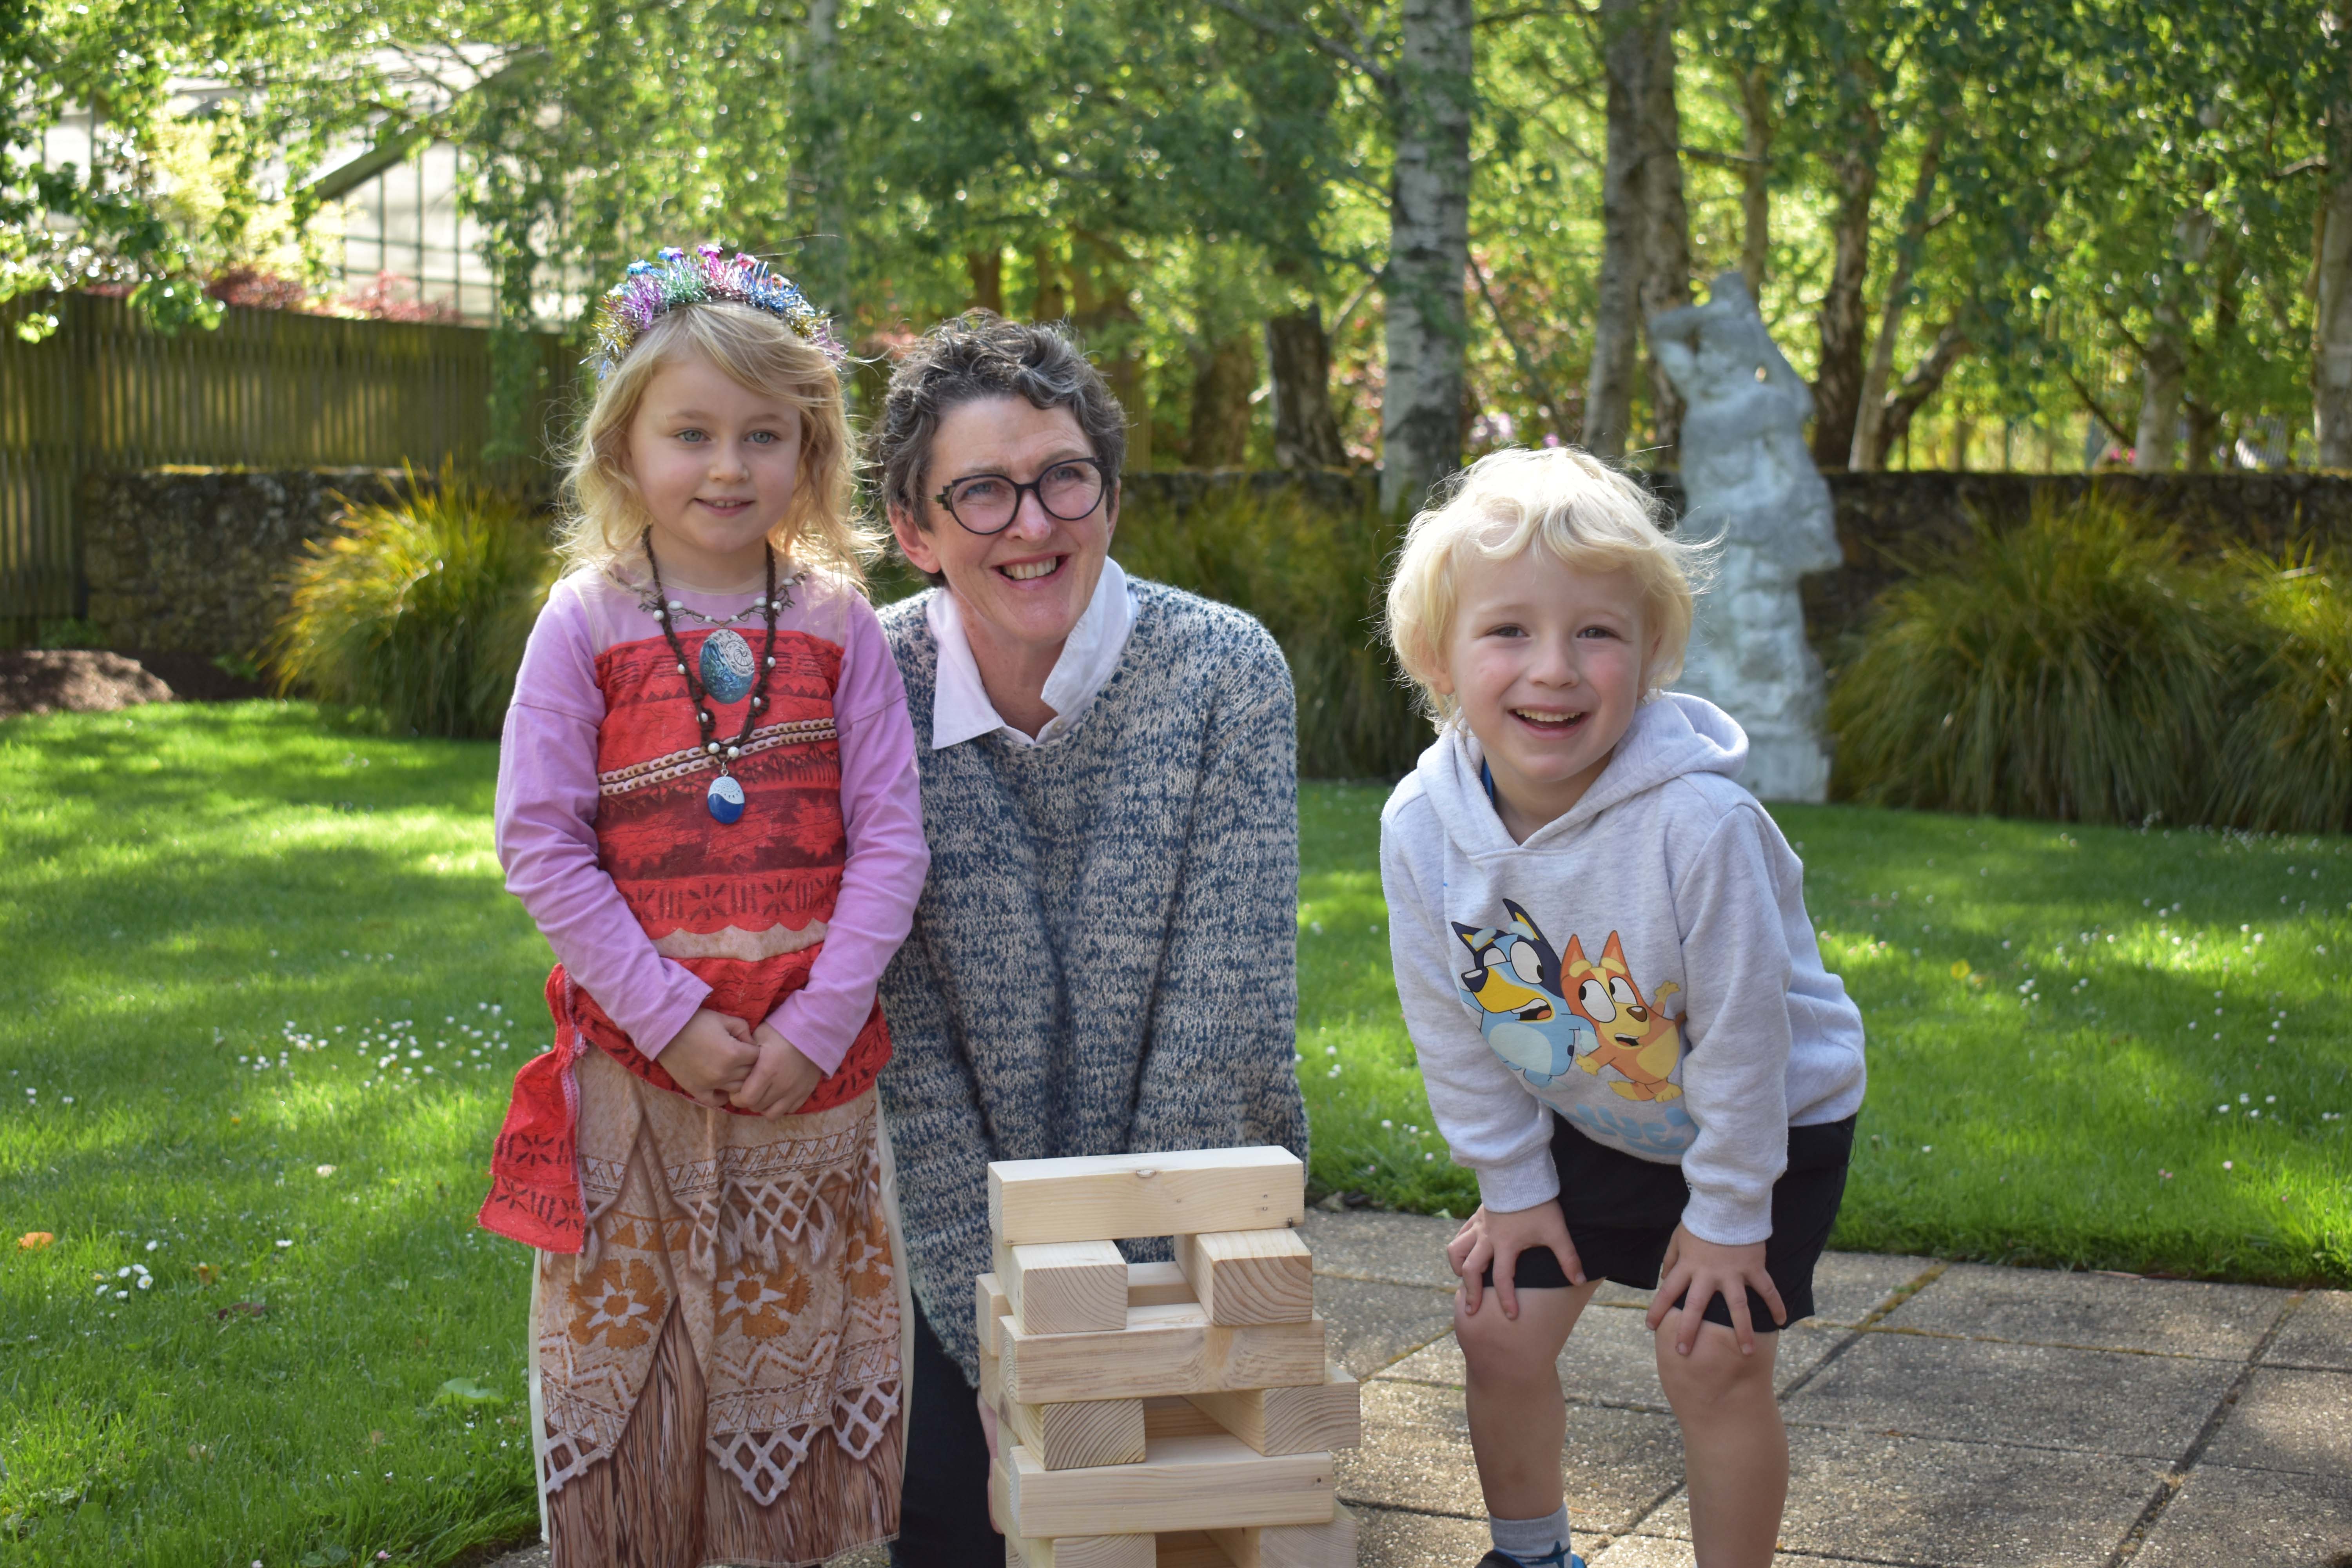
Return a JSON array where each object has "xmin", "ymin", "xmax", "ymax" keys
[{"xmin": 1432, "ymin": 545, "xmax": 1654, "ymax": 843}]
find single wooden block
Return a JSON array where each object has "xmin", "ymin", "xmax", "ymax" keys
[
  {"xmin": 1173, "ymin": 1229, "xmax": 1315, "ymax": 1325},
  {"xmin": 981, "ymin": 1336, "xmax": 1003, "ymax": 1408},
  {"xmin": 1210, "ymin": 1504, "xmax": 1359, "ymax": 1568},
  {"xmin": 1127, "ymin": 1259, "xmax": 1196, "ymax": 1308},
  {"xmin": 989, "ymin": 1147, "xmax": 1305, "ymax": 1245},
  {"xmin": 1006, "ymin": 1529, "xmax": 1156, "ymax": 1568},
  {"xmin": 978, "ymin": 1271, "xmax": 1013, "ymax": 1356},
  {"xmin": 1005, "ymin": 1432, "xmax": 1335, "ymax": 1538},
  {"xmin": 1002, "ymin": 1301, "xmax": 1327, "ymax": 1405},
  {"xmin": 1182, "ymin": 1364, "xmax": 1360, "ymax": 1455},
  {"xmin": 1003, "ymin": 1393, "xmax": 1148, "ymax": 1469},
  {"xmin": 1000, "ymin": 1239, "xmax": 1131, "ymax": 1335}
]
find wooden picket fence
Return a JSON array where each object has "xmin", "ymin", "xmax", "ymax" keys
[{"xmin": 0, "ymin": 291, "xmax": 577, "ymax": 635}]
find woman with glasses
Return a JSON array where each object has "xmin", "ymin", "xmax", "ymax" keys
[{"xmin": 869, "ymin": 311, "xmax": 1309, "ymax": 1563}]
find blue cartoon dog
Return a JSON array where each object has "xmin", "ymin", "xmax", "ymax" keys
[{"xmin": 1452, "ymin": 900, "xmax": 1595, "ymax": 1089}]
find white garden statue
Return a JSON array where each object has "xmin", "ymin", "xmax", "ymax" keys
[{"xmin": 1649, "ymin": 271, "xmax": 1841, "ymax": 802}]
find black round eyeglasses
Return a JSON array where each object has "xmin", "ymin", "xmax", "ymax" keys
[{"xmin": 932, "ymin": 457, "xmax": 1109, "ymax": 536}]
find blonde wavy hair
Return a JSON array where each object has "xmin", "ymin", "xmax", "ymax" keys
[
  {"xmin": 1383, "ymin": 446, "xmax": 1714, "ymax": 728},
  {"xmin": 559, "ymin": 301, "xmax": 874, "ymax": 585}
]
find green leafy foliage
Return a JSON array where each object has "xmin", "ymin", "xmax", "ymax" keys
[
  {"xmin": 1826, "ymin": 493, "xmax": 2242, "ymax": 823},
  {"xmin": 271, "ymin": 470, "xmax": 554, "ymax": 740},
  {"xmin": 1111, "ymin": 478, "xmax": 1426, "ymax": 779}
]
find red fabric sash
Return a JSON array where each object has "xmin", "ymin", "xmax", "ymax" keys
[{"xmin": 477, "ymin": 625, "xmax": 894, "ymax": 1253}]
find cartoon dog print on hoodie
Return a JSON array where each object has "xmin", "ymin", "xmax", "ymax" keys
[
  {"xmin": 1563, "ymin": 932, "xmax": 1684, "ymax": 1101},
  {"xmin": 1452, "ymin": 900, "xmax": 1595, "ymax": 1088}
]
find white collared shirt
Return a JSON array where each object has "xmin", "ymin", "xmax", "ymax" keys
[{"xmin": 926, "ymin": 558, "xmax": 1138, "ymax": 750}]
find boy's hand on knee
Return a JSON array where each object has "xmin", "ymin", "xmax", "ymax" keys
[
  {"xmin": 732, "ymin": 1024, "xmax": 824, "ymax": 1118},
  {"xmin": 1646, "ymin": 1223, "xmax": 1786, "ymax": 1357},
  {"xmin": 1448, "ymin": 1201, "xmax": 1583, "ymax": 1321},
  {"xmin": 659, "ymin": 1009, "xmax": 759, "ymax": 1108}
]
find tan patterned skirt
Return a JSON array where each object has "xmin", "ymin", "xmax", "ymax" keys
[{"xmin": 529, "ymin": 1049, "xmax": 907, "ymax": 1568}]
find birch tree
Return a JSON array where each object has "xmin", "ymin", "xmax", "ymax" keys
[
  {"xmin": 1210, "ymin": 0, "xmax": 1474, "ymax": 506},
  {"xmin": 1583, "ymin": 0, "xmax": 1686, "ymax": 460},
  {"xmin": 1383, "ymin": 0, "xmax": 1475, "ymax": 508},
  {"xmin": 2312, "ymin": 15, "xmax": 2352, "ymax": 466}
]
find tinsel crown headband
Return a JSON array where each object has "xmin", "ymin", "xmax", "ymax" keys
[{"xmin": 588, "ymin": 243, "xmax": 843, "ymax": 379}]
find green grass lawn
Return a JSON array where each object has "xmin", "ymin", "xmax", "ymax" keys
[
  {"xmin": 3, "ymin": 703, "xmax": 2349, "ymax": 1564},
  {"xmin": 1297, "ymin": 786, "xmax": 2352, "ymax": 1285}
]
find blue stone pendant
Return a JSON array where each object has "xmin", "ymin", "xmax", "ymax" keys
[
  {"xmin": 699, "ymin": 628, "xmax": 756, "ymax": 704},
  {"xmin": 706, "ymin": 773, "xmax": 746, "ymax": 824}
]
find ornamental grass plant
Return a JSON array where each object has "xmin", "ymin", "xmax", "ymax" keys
[
  {"xmin": 2210, "ymin": 550, "xmax": 2352, "ymax": 835},
  {"xmin": 1827, "ymin": 493, "xmax": 2241, "ymax": 824},
  {"xmin": 271, "ymin": 468, "xmax": 555, "ymax": 740}
]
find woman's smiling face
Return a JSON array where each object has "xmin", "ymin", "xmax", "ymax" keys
[{"xmin": 892, "ymin": 396, "xmax": 1116, "ymax": 660}]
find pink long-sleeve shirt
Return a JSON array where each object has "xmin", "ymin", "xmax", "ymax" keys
[{"xmin": 494, "ymin": 563, "xmax": 928, "ymax": 1072}]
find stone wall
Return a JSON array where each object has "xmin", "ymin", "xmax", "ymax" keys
[
  {"xmin": 73, "ymin": 463, "xmax": 2352, "ymax": 668},
  {"xmin": 1797, "ymin": 471, "xmax": 2352, "ymax": 651},
  {"xmin": 82, "ymin": 468, "xmax": 415, "ymax": 659}
]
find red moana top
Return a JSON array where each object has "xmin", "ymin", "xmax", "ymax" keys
[{"xmin": 477, "ymin": 565, "xmax": 927, "ymax": 1253}]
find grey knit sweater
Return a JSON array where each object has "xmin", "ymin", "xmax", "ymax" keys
[{"xmin": 876, "ymin": 579, "xmax": 1310, "ymax": 1383}]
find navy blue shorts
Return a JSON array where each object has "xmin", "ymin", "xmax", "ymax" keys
[{"xmin": 1479, "ymin": 1111, "xmax": 1856, "ymax": 1331}]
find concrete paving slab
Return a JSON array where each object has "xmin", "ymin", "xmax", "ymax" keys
[
  {"xmin": 1315, "ymin": 1274, "xmax": 1462, "ymax": 1379},
  {"xmin": 1375, "ymin": 1305, "xmax": 1850, "ymax": 1410},
  {"xmin": 1343, "ymin": 1378, "xmax": 1684, "ymax": 1535},
  {"xmin": 1806, "ymin": 1251, "xmax": 1940, "ymax": 1328},
  {"xmin": 1586, "ymin": 1536, "xmax": 1887, "ymax": 1568},
  {"xmin": 2266, "ymin": 1288, "xmax": 2352, "ymax": 1370},
  {"xmin": 1300, "ymin": 1209, "xmax": 1459, "ymax": 1288},
  {"xmin": 1765, "ymin": 1323, "xmax": 1850, "ymax": 1393},
  {"xmin": 2129, "ymin": 1462, "xmax": 2352, "ymax": 1568},
  {"xmin": 1880, "ymin": 1261, "xmax": 2280, "ymax": 1359},
  {"xmin": 1784, "ymin": 1327, "xmax": 2238, "ymax": 1457},
  {"xmin": 1376, "ymin": 1305, "xmax": 1668, "ymax": 1409},
  {"xmin": 1347, "ymin": 1502, "xmax": 1500, "ymax": 1567},
  {"xmin": 2199, "ymin": 1366, "xmax": 2352, "ymax": 1478},
  {"xmin": 1523, "ymin": 1250, "xmax": 1927, "ymax": 1328},
  {"xmin": 1299, "ymin": 1209, "xmax": 1649, "ymax": 1306},
  {"xmin": 1639, "ymin": 1425, "xmax": 2167, "ymax": 1568}
]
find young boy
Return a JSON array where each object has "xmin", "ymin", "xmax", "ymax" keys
[{"xmin": 1379, "ymin": 447, "xmax": 1867, "ymax": 1568}]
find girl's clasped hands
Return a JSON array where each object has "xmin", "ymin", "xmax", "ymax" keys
[{"xmin": 660, "ymin": 1007, "xmax": 824, "ymax": 1117}]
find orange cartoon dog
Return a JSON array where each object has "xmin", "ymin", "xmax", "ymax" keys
[{"xmin": 1563, "ymin": 932, "xmax": 1684, "ymax": 1102}]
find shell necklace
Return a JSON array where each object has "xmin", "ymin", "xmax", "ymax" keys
[{"xmin": 641, "ymin": 529, "xmax": 784, "ymax": 824}]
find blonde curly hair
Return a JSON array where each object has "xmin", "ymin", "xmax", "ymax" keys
[
  {"xmin": 1383, "ymin": 446, "xmax": 1714, "ymax": 728},
  {"xmin": 558, "ymin": 301, "xmax": 876, "ymax": 585}
]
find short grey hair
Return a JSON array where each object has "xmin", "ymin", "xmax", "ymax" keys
[{"xmin": 869, "ymin": 312, "xmax": 1127, "ymax": 554}]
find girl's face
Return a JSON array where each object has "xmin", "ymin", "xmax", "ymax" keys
[
  {"xmin": 622, "ymin": 351, "xmax": 803, "ymax": 587},
  {"xmin": 1431, "ymin": 546, "xmax": 1655, "ymax": 842},
  {"xmin": 891, "ymin": 396, "xmax": 1116, "ymax": 664}
]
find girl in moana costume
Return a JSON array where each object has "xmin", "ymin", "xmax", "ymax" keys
[{"xmin": 477, "ymin": 246, "xmax": 927, "ymax": 1568}]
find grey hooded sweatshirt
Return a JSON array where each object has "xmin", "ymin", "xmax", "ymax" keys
[{"xmin": 1380, "ymin": 693, "xmax": 1866, "ymax": 1245}]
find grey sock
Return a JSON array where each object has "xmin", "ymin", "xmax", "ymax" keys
[{"xmin": 1489, "ymin": 1505, "xmax": 1573, "ymax": 1566}]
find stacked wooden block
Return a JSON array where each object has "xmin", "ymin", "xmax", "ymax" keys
[{"xmin": 977, "ymin": 1146, "xmax": 1360, "ymax": 1568}]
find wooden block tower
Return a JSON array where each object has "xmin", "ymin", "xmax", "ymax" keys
[{"xmin": 977, "ymin": 1146, "xmax": 1360, "ymax": 1568}]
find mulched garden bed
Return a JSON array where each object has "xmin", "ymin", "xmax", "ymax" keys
[{"xmin": 0, "ymin": 648, "xmax": 269, "ymax": 720}]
